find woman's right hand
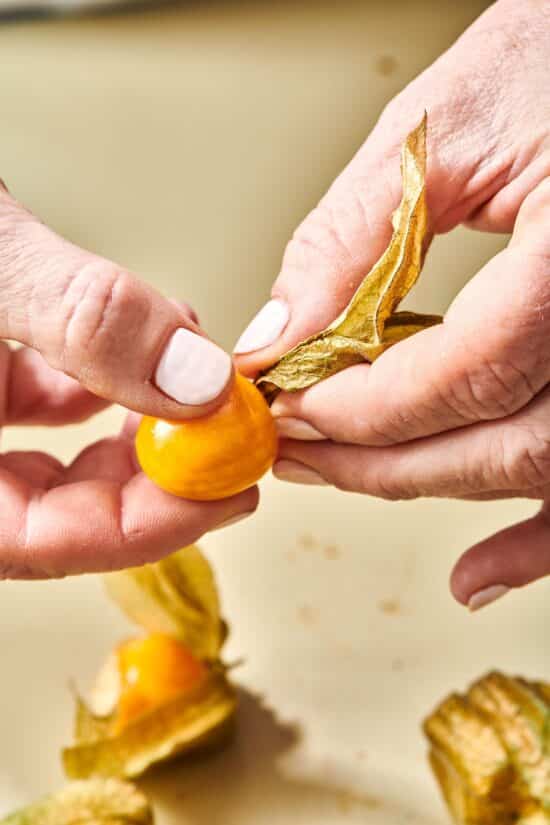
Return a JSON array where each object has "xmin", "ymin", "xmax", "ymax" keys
[
  {"xmin": 235, "ymin": 0, "xmax": 550, "ymax": 610},
  {"xmin": 0, "ymin": 180, "xmax": 257, "ymax": 580}
]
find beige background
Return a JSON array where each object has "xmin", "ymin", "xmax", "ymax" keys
[{"xmin": 0, "ymin": 2, "xmax": 544, "ymax": 822}]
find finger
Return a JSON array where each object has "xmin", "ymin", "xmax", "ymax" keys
[
  {"xmin": 232, "ymin": 0, "xmax": 549, "ymax": 379},
  {"xmin": 0, "ymin": 190, "xmax": 232, "ymax": 420},
  {"xmin": 0, "ymin": 466, "xmax": 258, "ymax": 580},
  {"xmin": 169, "ymin": 298, "xmax": 200, "ymax": 326},
  {"xmin": 0, "ymin": 451, "xmax": 64, "ymax": 489},
  {"xmin": 450, "ymin": 506, "xmax": 550, "ymax": 610},
  {"xmin": 1, "ymin": 345, "xmax": 109, "ymax": 426},
  {"xmin": 65, "ymin": 436, "xmax": 137, "ymax": 485},
  {"xmin": 120, "ymin": 411, "xmax": 142, "ymax": 441},
  {"xmin": 272, "ymin": 179, "xmax": 550, "ymax": 447},
  {"xmin": 233, "ymin": 117, "xmax": 418, "ymax": 374},
  {"xmin": 274, "ymin": 384, "xmax": 550, "ymax": 500}
]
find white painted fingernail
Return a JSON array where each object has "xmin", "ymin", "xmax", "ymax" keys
[
  {"xmin": 468, "ymin": 585, "xmax": 509, "ymax": 612},
  {"xmin": 234, "ymin": 299, "xmax": 289, "ymax": 354},
  {"xmin": 273, "ymin": 460, "xmax": 329, "ymax": 486},
  {"xmin": 155, "ymin": 328, "xmax": 232, "ymax": 405},
  {"xmin": 276, "ymin": 417, "xmax": 326, "ymax": 441}
]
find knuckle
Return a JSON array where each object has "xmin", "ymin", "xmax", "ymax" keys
[
  {"xmin": 335, "ymin": 460, "xmax": 418, "ymax": 501},
  {"xmin": 58, "ymin": 262, "xmax": 148, "ymax": 384},
  {"xmin": 443, "ymin": 358, "xmax": 535, "ymax": 422},
  {"xmin": 285, "ymin": 204, "xmax": 355, "ymax": 275},
  {"xmin": 503, "ymin": 426, "xmax": 550, "ymax": 489}
]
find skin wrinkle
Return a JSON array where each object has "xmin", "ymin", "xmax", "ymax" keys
[
  {"xmin": 72, "ymin": 268, "xmax": 120, "ymax": 359},
  {"xmin": 509, "ymin": 427, "xmax": 550, "ymax": 490},
  {"xmin": 462, "ymin": 359, "xmax": 526, "ymax": 419},
  {"xmin": 345, "ymin": 162, "xmax": 401, "ymax": 247},
  {"xmin": 60, "ymin": 262, "xmax": 111, "ymax": 373}
]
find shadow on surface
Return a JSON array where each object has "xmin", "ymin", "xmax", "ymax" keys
[{"xmin": 139, "ymin": 688, "xmax": 444, "ymax": 824}]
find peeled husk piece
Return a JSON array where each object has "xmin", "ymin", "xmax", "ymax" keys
[
  {"xmin": 257, "ymin": 113, "xmax": 442, "ymax": 404},
  {"xmin": 424, "ymin": 672, "xmax": 550, "ymax": 824},
  {"xmin": 63, "ymin": 546, "xmax": 236, "ymax": 780},
  {"xmin": 0, "ymin": 779, "xmax": 153, "ymax": 825}
]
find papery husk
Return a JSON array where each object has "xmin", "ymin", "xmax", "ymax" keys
[
  {"xmin": 0, "ymin": 779, "xmax": 153, "ymax": 825},
  {"xmin": 257, "ymin": 113, "xmax": 442, "ymax": 404},
  {"xmin": 424, "ymin": 672, "xmax": 550, "ymax": 824},
  {"xmin": 63, "ymin": 669, "xmax": 236, "ymax": 780},
  {"xmin": 64, "ymin": 546, "xmax": 236, "ymax": 780},
  {"xmin": 103, "ymin": 545, "xmax": 225, "ymax": 661}
]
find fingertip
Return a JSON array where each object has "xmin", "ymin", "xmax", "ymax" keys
[
  {"xmin": 449, "ymin": 561, "xmax": 476, "ymax": 606},
  {"xmin": 233, "ymin": 299, "xmax": 290, "ymax": 357},
  {"xmin": 450, "ymin": 510, "xmax": 550, "ymax": 610},
  {"xmin": 154, "ymin": 328, "xmax": 234, "ymax": 411}
]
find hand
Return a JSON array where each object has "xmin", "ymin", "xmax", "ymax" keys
[
  {"xmin": 0, "ymin": 181, "xmax": 257, "ymax": 579},
  {"xmin": 234, "ymin": 0, "xmax": 550, "ymax": 610}
]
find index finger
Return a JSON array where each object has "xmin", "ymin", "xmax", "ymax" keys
[
  {"xmin": 273, "ymin": 182, "xmax": 550, "ymax": 446},
  {"xmin": 0, "ymin": 439, "xmax": 258, "ymax": 580}
]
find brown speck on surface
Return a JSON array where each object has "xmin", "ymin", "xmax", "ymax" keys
[
  {"xmin": 323, "ymin": 543, "xmax": 341, "ymax": 560},
  {"xmin": 337, "ymin": 790, "xmax": 382, "ymax": 813},
  {"xmin": 297, "ymin": 604, "xmax": 319, "ymax": 626},
  {"xmin": 376, "ymin": 54, "xmax": 398, "ymax": 76},
  {"xmin": 391, "ymin": 658, "xmax": 405, "ymax": 672},
  {"xmin": 378, "ymin": 598, "xmax": 401, "ymax": 615},
  {"xmin": 297, "ymin": 532, "xmax": 317, "ymax": 551}
]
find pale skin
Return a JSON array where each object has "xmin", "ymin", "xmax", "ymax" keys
[
  {"xmin": 236, "ymin": 0, "xmax": 550, "ymax": 609},
  {"xmin": 0, "ymin": 182, "xmax": 257, "ymax": 579},
  {"xmin": 1, "ymin": 0, "xmax": 548, "ymax": 603}
]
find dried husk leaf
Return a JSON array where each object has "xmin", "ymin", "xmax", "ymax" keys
[
  {"xmin": 103, "ymin": 545, "xmax": 224, "ymax": 661},
  {"xmin": 258, "ymin": 113, "xmax": 442, "ymax": 402},
  {"xmin": 63, "ymin": 669, "xmax": 236, "ymax": 780},
  {"xmin": 0, "ymin": 779, "xmax": 153, "ymax": 825},
  {"xmin": 424, "ymin": 671, "xmax": 550, "ymax": 824}
]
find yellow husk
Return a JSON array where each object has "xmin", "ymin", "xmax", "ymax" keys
[
  {"xmin": 424, "ymin": 672, "xmax": 550, "ymax": 824},
  {"xmin": 63, "ymin": 670, "xmax": 236, "ymax": 780},
  {"xmin": 0, "ymin": 779, "xmax": 153, "ymax": 825},
  {"xmin": 63, "ymin": 545, "xmax": 236, "ymax": 780},
  {"xmin": 103, "ymin": 545, "xmax": 225, "ymax": 661},
  {"xmin": 257, "ymin": 112, "xmax": 441, "ymax": 403}
]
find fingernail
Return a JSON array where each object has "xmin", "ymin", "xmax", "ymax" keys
[
  {"xmin": 276, "ymin": 417, "xmax": 326, "ymax": 441},
  {"xmin": 273, "ymin": 460, "xmax": 328, "ymax": 486},
  {"xmin": 468, "ymin": 585, "xmax": 510, "ymax": 612},
  {"xmin": 155, "ymin": 328, "xmax": 232, "ymax": 405},
  {"xmin": 211, "ymin": 512, "xmax": 254, "ymax": 532},
  {"xmin": 234, "ymin": 299, "xmax": 289, "ymax": 354}
]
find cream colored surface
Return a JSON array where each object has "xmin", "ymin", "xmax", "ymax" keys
[{"xmin": 0, "ymin": 2, "xmax": 544, "ymax": 822}]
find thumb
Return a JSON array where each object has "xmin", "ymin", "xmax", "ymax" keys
[
  {"xmin": 232, "ymin": 124, "xmax": 402, "ymax": 374},
  {"xmin": 233, "ymin": 98, "xmax": 461, "ymax": 375},
  {"xmin": 0, "ymin": 186, "xmax": 232, "ymax": 419}
]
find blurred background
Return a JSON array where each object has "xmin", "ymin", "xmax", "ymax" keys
[{"xmin": 0, "ymin": 2, "xmax": 544, "ymax": 823}]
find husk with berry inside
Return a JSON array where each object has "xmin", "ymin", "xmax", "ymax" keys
[
  {"xmin": 424, "ymin": 671, "xmax": 550, "ymax": 823},
  {"xmin": 62, "ymin": 545, "xmax": 236, "ymax": 780}
]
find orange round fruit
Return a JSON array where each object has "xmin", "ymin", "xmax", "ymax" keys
[
  {"xmin": 115, "ymin": 633, "xmax": 207, "ymax": 732},
  {"xmin": 136, "ymin": 373, "xmax": 277, "ymax": 501}
]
